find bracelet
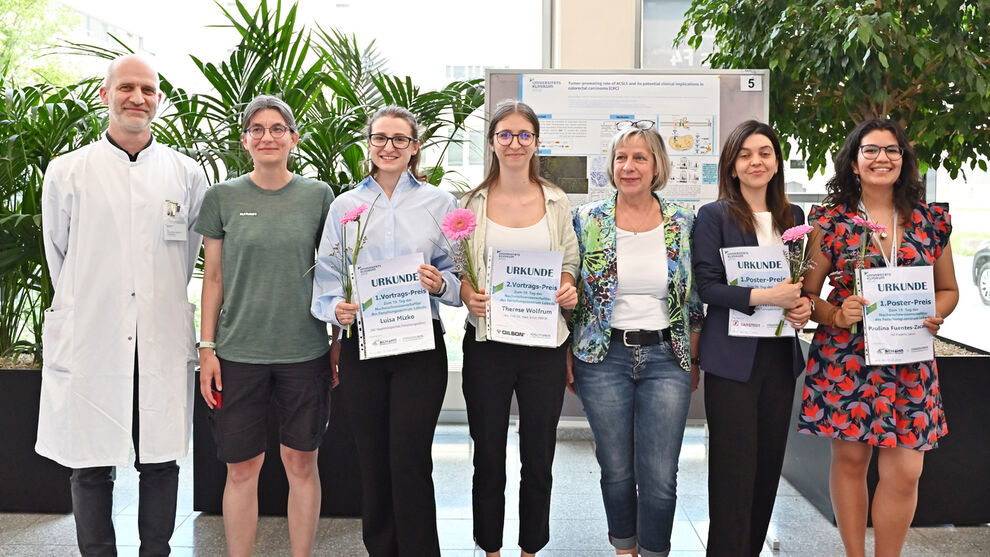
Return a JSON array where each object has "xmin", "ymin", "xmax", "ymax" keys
[
  {"xmin": 691, "ymin": 356, "xmax": 701, "ymax": 366},
  {"xmin": 431, "ymin": 278, "xmax": 448, "ymax": 297},
  {"xmin": 197, "ymin": 341, "xmax": 216, "ymax": 350}
]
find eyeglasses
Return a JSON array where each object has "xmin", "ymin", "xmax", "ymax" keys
[
  {"xmin": 245, "ymin": 124, "xmax": 291, "ymax": 139},
  {"xmin": 494, "ymin": 131, "xmax": 536, "ymax": 146},
  {"xmin": 616, "ymin": 120, "xmax": 655, "ymax": 131},
  {"xmin": 859, "ymin": 144, "xmax": 903, "ymax": 161},
  {"xmin": 369, "ymin": 134, "xmax": 415, "ymax": 149}
]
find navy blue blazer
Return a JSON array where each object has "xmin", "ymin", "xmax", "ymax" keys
[{"xmin": 693, "ymin": 199, "xmax": 806, "ymax": 382}]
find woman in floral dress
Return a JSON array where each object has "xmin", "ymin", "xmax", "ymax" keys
[{"xmin": 798, "ymin": 118, "xmax": 958, "ymax": 557}]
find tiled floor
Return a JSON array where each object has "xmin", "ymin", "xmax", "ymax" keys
[{"xmin": 1, "ymin": 424, "xmax": 987, "ymax": 556}]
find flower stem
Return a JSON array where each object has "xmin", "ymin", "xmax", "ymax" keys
[{"xmin": 462, "ymin": 239, "xmax": 480, "ymax": 292}]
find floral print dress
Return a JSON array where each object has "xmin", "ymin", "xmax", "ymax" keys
[{"xmin": 797, "ymin": 203, "xmax": 951, "ymax": 451}]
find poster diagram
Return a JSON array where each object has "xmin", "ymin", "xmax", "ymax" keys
[
  {"xmin": 520, "ymin": 74, "xmax": 721, "ymax": 207},
  {"xmin": 664, "ymin": 157, "xmax": 719, "ymax": 212},
  {"xmin": 660, "ymin": 115, "xmax": 714, "ymax": 156}
]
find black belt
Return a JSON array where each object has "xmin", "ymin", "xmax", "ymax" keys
[{"xmin": 612, "ymin": 328, "xmax": 671, "ymax": 347}]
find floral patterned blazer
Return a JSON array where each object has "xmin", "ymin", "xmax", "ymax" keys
[{"xmin": 570, "ymin": 192, "xmax": 704, "ymax": 370}]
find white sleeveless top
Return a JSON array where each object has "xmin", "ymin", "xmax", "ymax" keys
[
  {"xmin": 484, "ymin": 215, "xmax": 552, "ymax": 252},
  {"xmin": 754, "ymin": 212, "xmax": 783, "ymax": 246},
  {"xmin": 612, "ymin": 224, "xmax": 670, "ymax": 330}
]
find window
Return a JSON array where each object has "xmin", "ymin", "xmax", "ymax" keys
[{"xmin": 641, "ymin": 0, "xmax": 714, "ymax": 69}]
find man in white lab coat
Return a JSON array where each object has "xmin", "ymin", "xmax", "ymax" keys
[{"xmin": 37, "ymin": 54, "xmax": 207, "ymax": 556}]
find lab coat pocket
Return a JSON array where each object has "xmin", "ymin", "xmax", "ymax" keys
[{"xmin": 41, "ymin": 307, "xmax": 73, "ymax": 372}]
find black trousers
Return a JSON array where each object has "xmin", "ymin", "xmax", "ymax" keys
[
  {"xmin": 704, "ymin": 338, "xmax": 796, "ymax": 557},
  {"xmin": 461, "ymin": 326, "xmax": 567, "ymax": 553},
  {"xmin": 339, "ymin": 321, "xmax": 447, "ymax": 557},
  {"xmin": 71, "ymin": 350, "xmax": 179, "ymax": 557}
]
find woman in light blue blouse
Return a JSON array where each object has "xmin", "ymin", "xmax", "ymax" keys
[{"xmin": 310, "ymin": 106, "xmax": 461, "ymax": 557}]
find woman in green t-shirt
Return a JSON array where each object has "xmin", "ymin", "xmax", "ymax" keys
[{"xmin": 194, "ymin": 95, "xmax": 335, "ymax": 557}]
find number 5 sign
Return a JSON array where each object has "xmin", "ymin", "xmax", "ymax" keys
[{"xmin": 741, "ymin": 75, "xmax": 763, "ymax": 91}]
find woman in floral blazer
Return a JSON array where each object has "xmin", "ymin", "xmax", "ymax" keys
[{"xmin": 569, "ymin": 122, "xmax": 703, "ymax": 557}]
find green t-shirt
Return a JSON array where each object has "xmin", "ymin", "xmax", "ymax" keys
[{"xmin": 195, "ymin": 173, "xmax": 334, "ymax": 363}]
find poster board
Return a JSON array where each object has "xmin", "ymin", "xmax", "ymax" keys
[{"xmin": 486, "ymin": 69, "xmax": 770, "ymax": 211}]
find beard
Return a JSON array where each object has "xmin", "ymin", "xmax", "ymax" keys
[{"xmin": 111, "ymin": 105, "xmax": 157, "ymax": 132}]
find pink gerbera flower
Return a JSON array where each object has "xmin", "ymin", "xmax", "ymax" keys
[
  {"xmin": 340, "ymin": 204, "xmax": 369, "ymax": 225},
  {"xmin": 866, "ymin": 221, "xmax": 887, "ymax": 234},
  {"xmin": 850, "ymin": 215, "xmax": 868, "ymax": 227},
  {"xmin": 781, "ymin": 224, "xmax": 813, "ymax": 243},
  {"xmin": 441, "ymin": 208, "xmax": 477, "ymax": 242}
]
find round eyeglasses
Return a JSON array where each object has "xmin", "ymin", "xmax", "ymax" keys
[
  {"xmin": 245, "ymin": 124, "xmax": 291, "ymax": 139},
  {"xmin": 616, "ymin": 120, "xmax": 655, "ymax": 131},
  {"xmin": 494, "ymin": 131, "xmax": 536, "ymax": 146},
  {"xmin": 859, "ymin": 144, "xmax": 903, "ymax": 161},
  {"xmin": 369, "ymin": 134, "xmax": 415, "ymax": 149}
]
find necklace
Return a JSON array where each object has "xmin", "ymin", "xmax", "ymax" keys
[
  {"xmin": 620, "ymin": 199, "xmax": 657, "ymax": 235},
  {"xmin": 858, "ymin": 203, "xmax": 898, "ymax": 267}
]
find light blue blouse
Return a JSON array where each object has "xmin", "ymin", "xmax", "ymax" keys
[{"xmin": 311, "ymin": 171, "xmax": 462, "ymax": 328}]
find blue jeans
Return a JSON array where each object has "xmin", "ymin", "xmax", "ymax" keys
[{"xmin": 573, "ymin": 338, "xmax": 692, "ymax": 557}]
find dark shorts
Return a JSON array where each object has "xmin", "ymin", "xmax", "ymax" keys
[{"xmin": 209, "ymin": 351, "xmax": 332, "ymax": 463}]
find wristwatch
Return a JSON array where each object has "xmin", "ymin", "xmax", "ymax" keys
[
  {"xmin": 431, "ymin": 278, "xmax": 448, "ymax": 297},
  {"xmin": 801, "ymin": 294, "xmax": 815, "ymax": 312}
]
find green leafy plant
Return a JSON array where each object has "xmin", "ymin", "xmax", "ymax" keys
[
  {"xmin": 0, "ymin": 0, "xmax": 484, "ymax": 363},
  {"xmin": 676, "ymin": 0, "xmax": 990, "ymax": 178},
  {"xmin": 0, "ymin": 78, "xmax": 105, "ymax": 362}
]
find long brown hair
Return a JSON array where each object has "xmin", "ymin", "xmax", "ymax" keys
[
  {"xmin": 464, "ymin": 99, "xmax": 555, "ymax": 203},
  {"xmin": 718, "ymin": 120, "xmax": 794, "ymax": 234},
  {"xmin": 365, "ymin": 105, "xmax": 426, "ymax": 182},
  {"xmin": 824, "ymin": 118, "xmax": 923, "ymax": 223}
]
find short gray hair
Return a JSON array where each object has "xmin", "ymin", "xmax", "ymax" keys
[
  {"xmin": 605, "ymin": 127, "xmax": 672, "ymax": 192},
  {"xmin": 241, "ymin": 95, "xmax": 297, "ymax": 133}
]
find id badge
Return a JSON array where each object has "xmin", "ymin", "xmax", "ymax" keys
[{"xmin": 164, "ymin": 200, "xmax": 188, "ymax": 242}]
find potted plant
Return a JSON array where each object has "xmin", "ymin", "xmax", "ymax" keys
[
  {"xmin": 0, "ymin": 78, "xmax": 105, "ymax": 512},
  {"xmin": 2, "ymin": 0, "xmax": 484, "ymax": 514}
]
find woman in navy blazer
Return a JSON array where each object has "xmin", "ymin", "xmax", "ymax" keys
[{"xmin": 693, "ymin": 121, "xmax": 811, "ymax": 557}]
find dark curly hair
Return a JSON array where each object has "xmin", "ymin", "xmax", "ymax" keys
[{"xmin": 824, "ymin": 118, "xmax": 924, "ymax": 223}]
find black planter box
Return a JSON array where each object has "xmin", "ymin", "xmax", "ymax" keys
[
  {"xmin": 193, "ymin": 372, "xmax": 362, "ymax": 516},
  {"xmin": 0, "ymin": 368, "xmax": 72, "ymax": 513},
  {"xmin": 782, "ymin": 351, "xmax": 990, "ymax": 526}
]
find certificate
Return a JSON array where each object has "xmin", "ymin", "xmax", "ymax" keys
[
  {"xmin": 720, "ymin": 245, "xmax": 794, "ymax": 337},
  {"xmin": 485, "ymin": 248, "xmax": 563, "ymax": 347},
  {"xmin": 351, "ymin": 252, "xmax": 435, "ymax": 360},
  {"xmin": 858, "ymin": 265, "xmax": 935, "ymax": 366}
]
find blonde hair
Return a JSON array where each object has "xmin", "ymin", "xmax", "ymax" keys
[{"xmin": 605, "ymin": 127, "xmax": 671, "ymax": 191}]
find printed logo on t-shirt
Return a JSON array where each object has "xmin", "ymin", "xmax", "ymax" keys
[{"xmin": 239, "ymin": 212, "xmax": 258, "ymax": 216}]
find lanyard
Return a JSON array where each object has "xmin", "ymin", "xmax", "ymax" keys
[{"xmin": 858, "ymin": 203, "xmax": 897, "ymax": 267}]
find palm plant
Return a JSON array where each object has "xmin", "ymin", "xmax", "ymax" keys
[
  {"xmin": 0, "ymin": 0, "xmax": 484, "ymax": 363},
  {"xmin": 0, "ymin": 78, "xmax": 106, "ymax": 362}
]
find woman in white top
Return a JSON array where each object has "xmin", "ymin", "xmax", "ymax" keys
[
  {"xmin": 458, "ymin": 100, "xmax": 579, "ymax": 557},
  {"xmin": 570, "ymin": 122, "xmax": 704, "ymax": 557},
  {"xmin": 692, "ymin": 120, "xmax": 811, "ymax": 556}
]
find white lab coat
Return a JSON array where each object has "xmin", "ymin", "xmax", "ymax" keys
[{"xmin": 36, "ymin": 136, "xmax": 207, "ymax": 468}]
